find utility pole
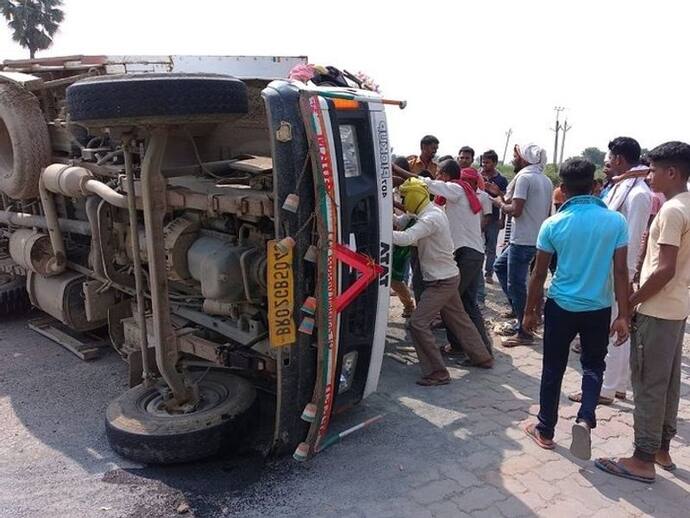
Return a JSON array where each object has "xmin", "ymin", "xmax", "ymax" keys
[
  {"xmin": 559, "ymin": 120, "xmax": 572, "ymax": 167},
  {"xmin": 552, "ymin": 106, "xmax": 564, "ymax": 169},
  {"xmin": 501, "ymin": 128, "xmax": 512, "ymax": 164}
]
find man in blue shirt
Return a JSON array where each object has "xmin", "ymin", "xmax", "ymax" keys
[{"xmin": 521, "ymin": 158, "xmax": 630, "ymax": 461}]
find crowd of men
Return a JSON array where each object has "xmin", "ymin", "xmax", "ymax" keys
[{"xmin": 389, "ymin": 135, "xmax": 690, "ymax": 484}]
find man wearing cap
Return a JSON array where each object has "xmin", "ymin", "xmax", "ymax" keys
[
  {"xmin": 392, "ymin": 178, "xmax": 493, "ymax": 385},
  {"xmin": 491, "ymin": 144, "xmax": 553, "ymax": 347}
]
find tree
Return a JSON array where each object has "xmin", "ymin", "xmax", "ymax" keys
[
  {"xmin": 582, "ymin": 147, "xmax": 605, "ymax": 167},
  {"xmin": 1, "ymin": 0, "xmax": 64, "ymax": 59}
]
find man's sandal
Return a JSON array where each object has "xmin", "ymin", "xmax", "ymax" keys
[
  {"xmin": 655, "ymin": 460, "xmax": 677, "ymax": 472},
  {"xmin": 524, "ymin": 422, "xmax": 555, "ymax": 450},
  {"xmin": 502, "ymin": 335, "xmax": 534, "ymax": 348},
  {"xmin": 567, "ymin": 392, "xmax": 614, "ymax": 405},
  {"xmin": 570, "ymin": 421, "xmax": 592, "ymax": 460},
  {"xmin": 594, "ymin": 458, "xmax": 655, "ymax": 483},
  {"xmin": 441, "ymin": 344, "xmax": 466, "ymax": 358},
  {"xmin": 458, "ymin": 358, "xmax": 494, "ymax": 369},
  {"xmin": 416, "ymin": 372, "xmax": 451, "ymax": 386}
]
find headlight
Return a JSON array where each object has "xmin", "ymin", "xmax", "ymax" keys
[
  {"xmin": 338, "ymin": 351, "xmax": 359, "ymax": 394},
  {"xmin": 339, "ymin": 125, "xmax": 361, "ymax": 178}
]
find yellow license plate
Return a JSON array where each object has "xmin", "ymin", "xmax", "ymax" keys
[{"xmin": 267, "ymin": 240, "xmax": 296, "ymax": 347}]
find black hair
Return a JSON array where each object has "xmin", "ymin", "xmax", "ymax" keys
[
  {"xmin": 421, "ymin": 135, "xmax": 439, "ymax": 147},
  {"xmin": 648, "ymin": 141, "xmax": 690, "ymax": 180},
  {"xmin": 559, "ymin": 157, "xmax": 596, "ymax": 196},
  {"xmin": 608, "ymin": 137, "xmax": 641, "ymax": 165},
  {"xmin": 458, "ymin": 146, "xmax": 475, "ymax": 158},
  {"xmin": 438, "ymin": 155, "xmax": 454, "ymax": 162},
  {"xmin": 439, "ymin": 159, "xmax": 461, "ymax": 180},
  {"xmin": 393, "ymin": 156, "xmax": 411, "ymax": 172},
  {"xmin": 418, "ymin": 170, "xmax": 435, "ymax": 179},
  {"xmin": 482, "ymin": 149, "xmax": 499, "ymax": 163}
]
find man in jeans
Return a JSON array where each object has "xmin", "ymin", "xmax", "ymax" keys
[
  {"xmin": 596, "ymin": 141, "xmax": 690, "ymax": 483},
  {"xmin": 491, "ymin": 143, "xmax": 553, "ymax": 346},
  {"xmin": 570, "ymin": 137, "xmax": 652, "ymax": 404},
  {"xmin": 392, "ymin": 178, "xmax": 493, "ymax": 386},
  {"xmin": 480, "ymin": 149, "xmax": 509, "ymax": 284},
  {"xmin": 521, "ymin": 158, "xmax": 630, "ymax": 460}
]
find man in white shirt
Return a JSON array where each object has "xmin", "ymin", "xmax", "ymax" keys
[
  {"xmin": 569, "ymin": 137, "xmax": 652, "ymax": 405},
  {"xmin": 393, "ymin": 178, "xmax": 493, "ymax": 385},
  {"xmin": 421, "ymin": 161, "xmax": 493, "ymax": 353}
]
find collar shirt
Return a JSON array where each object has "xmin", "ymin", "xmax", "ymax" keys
[
  {"xmin": 603, "ymin": 174, "xmax": 652, "ymax": 280},
  {"xmin": 421, "ymin": 177, "xmax": 484, "ymax": 253},
  {"xmin": 392, "ymin": 204, "xmax": 459, "ymax": 281}
]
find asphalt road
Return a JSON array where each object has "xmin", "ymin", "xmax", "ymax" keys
[{"xmin": 0, "ymin": 309, "xmax": 418, "ymax": 518}]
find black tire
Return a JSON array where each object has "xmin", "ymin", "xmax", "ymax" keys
[
  {"xmin": 0, "ymin": 83, "xmax": 51, "ymax": 199},
  {"xmin": 67, "ymin": 73, "xmax": 248, "ymax": 126},
  {"xmin": 0, "ymin": 274, "xmax": 29, "ymax": 316},
  {"xmin": 105, "ymin": 369, "xmax": 256, "ymax": 464}
]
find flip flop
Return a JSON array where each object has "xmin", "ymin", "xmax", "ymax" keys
[
  {"xmin": 570, "ymin": 421, "xmax": 592, "ymax": 460},
  {"xmin": 524, "ymin": 423, "xmax": 555, "ymax": 450},
  {"xmin": 416, "ymin": 376, "xmax": 450, "ymax": 386},
  {"xmin": 441, "ymin": 345, "xmax": 466, "ymax": 358},
  {"xmin": 594, "ymin": 458, "xmax": 656, "ymax": 484},
  {"xmin": 567, "ymin": 392, "xmax": 614, "ymax": 405},
  {"xmin": 502, "ymin": 335, "xmax": 534, "ymax": 348},
  {"xmin": 655, "ymin": 460, "xmax": 677, "ymax": 472}
]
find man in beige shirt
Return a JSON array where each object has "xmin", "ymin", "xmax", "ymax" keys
[
  {"xmin": 596, "ymin": 141, "xmax": 690, "ymax": 484},
  {"xmin": 392, "ymin": 178, "xmax": 493, "ymax": 386}
]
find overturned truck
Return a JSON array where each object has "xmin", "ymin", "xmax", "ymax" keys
[{"xmin": 0, "ymin": 55, "xmax": 393, "ymax": 463}]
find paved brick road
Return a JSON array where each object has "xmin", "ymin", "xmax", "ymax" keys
[{"xmin": 372, "ymin": 281, "xmax": 690, "ymax": 517}]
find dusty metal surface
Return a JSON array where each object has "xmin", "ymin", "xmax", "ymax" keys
[{"xmin": 139, "ymin": 129, "xmax": 193, "ymax": 406}]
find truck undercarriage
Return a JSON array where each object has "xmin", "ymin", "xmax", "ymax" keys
[{"xmin": 0, "ymin": 55, "xmax": 392, "ymax": 463}]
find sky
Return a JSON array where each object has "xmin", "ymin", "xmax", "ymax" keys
[{"xmin": 1, "ymin": 0, "xmax": 688, "ymax": 161}]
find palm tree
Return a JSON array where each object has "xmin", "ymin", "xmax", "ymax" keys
[{"xmin": 1, "ymin": 0, "xmax": 65, "ymax": 59}]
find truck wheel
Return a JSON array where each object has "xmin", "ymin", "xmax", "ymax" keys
[
  {"xmin": 0, "ymin": 83, "xmax": 51, "ymax": 199},
  {"xmin": 105, "ymin": 369, "xmax": 256, "ymax": 464},
  {"xmin": 0, "ymin": 274, "xmax": 29, "ymax": 315},
  {"xmin": 67, "ymin": 74, "xmax": 248, "ymax": 126}
]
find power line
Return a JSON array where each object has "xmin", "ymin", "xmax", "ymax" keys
[
  {"xmin": 559, "ymin": 120, "xmax": 572, "ymax": 167},
  {"xmin": 551, "ymin": 106, "xmax": 565, "ymax": 168},
  {"xmin": 501, "ymin": 128, "xmax": 512, "ymax": 165}
]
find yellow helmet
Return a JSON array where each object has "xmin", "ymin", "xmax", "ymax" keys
[{"xmin": 399, "ymin": 178, "xmax": 430, "ymax": 214}]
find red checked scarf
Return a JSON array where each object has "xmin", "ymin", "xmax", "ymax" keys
[{"xmin": 435, "ymin": 179, "xmax": 482, "ymax": 214}]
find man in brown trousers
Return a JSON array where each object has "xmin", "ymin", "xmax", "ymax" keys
[{"xmin": 393, "ymin": 178, "xmax": 493, "ymax": 386}]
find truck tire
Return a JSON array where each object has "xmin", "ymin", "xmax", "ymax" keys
[
  {"xmin": 67, "ymin": 74, "xmax": 248, "ymax": 126},
  {"xmin": 0, "ymin": 274, "xmax": 29, "ymax": 315},
  {"xmin": 105, "ymin": 369, "xmax": 256, "ymax": 464},
  {"xmin": 0, "ymin": 83, "xmax": 51, "ymax": 199}
]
